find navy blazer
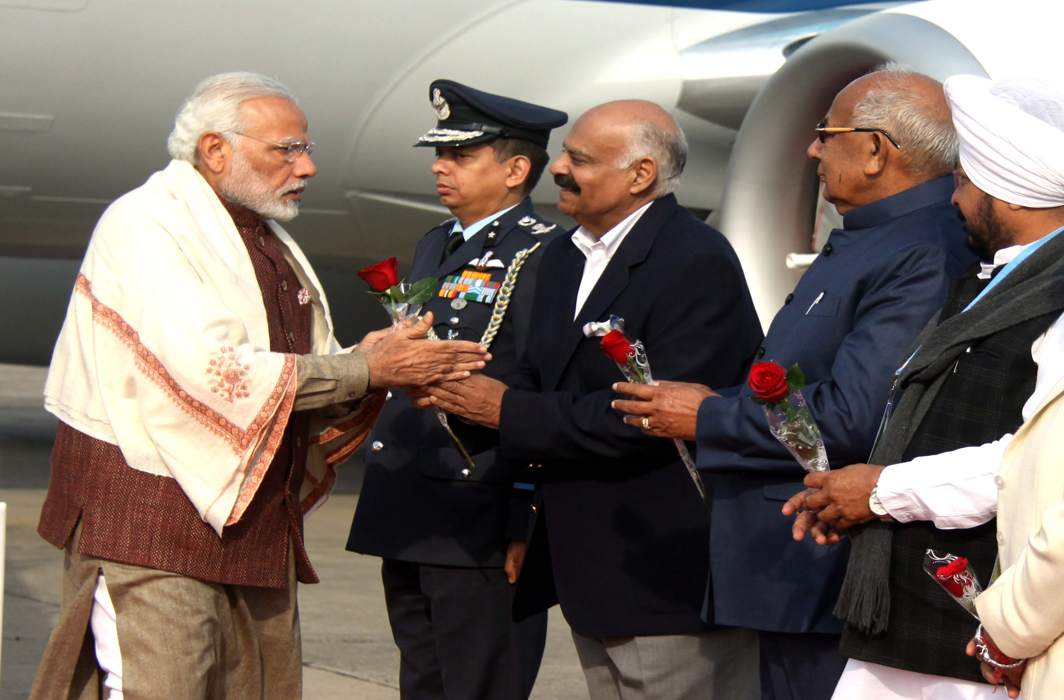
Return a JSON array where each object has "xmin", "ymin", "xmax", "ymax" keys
[
  {"xmin": 501, "ymin": 195, "xmax": 763, "ymax": 638},
  {"xmin": 695, "ymin": 177, "xmax": 977, "ymax": 634},
  {"xmin": 347, "ymin": 199, "xmax": 560, "ymax": 567}
]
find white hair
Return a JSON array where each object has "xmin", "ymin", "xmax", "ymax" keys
[
  {"xmin": 852, "ymin": 63, "xmax": 958, "ymax": 176},
  {"xmin": 167, "ymin": 72, "xmax": 296, "ymax": 162},
  {"xmin": 620, "ymin": 119, "xmax": 688, "ymax": 195}
]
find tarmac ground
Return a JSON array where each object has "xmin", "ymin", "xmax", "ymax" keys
[{"xmin": 0, "ymin": 364, "xmax": 586, "ymax": 699}]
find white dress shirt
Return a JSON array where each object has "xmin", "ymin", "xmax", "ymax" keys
[
  {"xmin": 877, "ymin": 242, "xmax": 1064, "ymax": 527},
  {"xmin": 571, "ymin": 202, "xmax": 652, "ymax": 319}
]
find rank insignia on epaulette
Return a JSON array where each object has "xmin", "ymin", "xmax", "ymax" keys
[{"xmin": 438, "ymin": 269, "xmax": 502, "ymax": 304}]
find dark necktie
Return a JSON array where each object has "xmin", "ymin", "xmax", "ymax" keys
[{"xmin": 442, "ymin": 230, "xmax": 464, "ymax": 263}]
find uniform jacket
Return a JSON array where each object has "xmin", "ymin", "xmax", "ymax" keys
[
  {"xmin": 976, "ymin": 373, "xmax": 1064, "ymax": 699},
  {"xmin": 347, "ymin": 198, "xmax": 559, "ymax": 567},
  {"xmin": 501, "ymin": 194, "xmax": 763, "ymax": 639},
  {"xmin": 695, "ymin": 176, "xmax": 977, "ymax": 634}
]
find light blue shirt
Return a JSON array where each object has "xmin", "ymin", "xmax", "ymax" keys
[{"xmin": 450, "ymin": 203, "xmax": 520, "ymax": 241}]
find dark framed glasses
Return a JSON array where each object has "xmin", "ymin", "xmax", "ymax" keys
[{"xmin": 815, "ymin": 119, "xmax": 902, "ymax": 149}]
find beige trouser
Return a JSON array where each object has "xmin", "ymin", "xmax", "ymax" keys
[
  {"xmin": 30, "ymin": 534, "xmax": 300, "ymax": 700},
  {"xmin": 571, "ymin": 628, "xmax": 760, "ymax": 700}
]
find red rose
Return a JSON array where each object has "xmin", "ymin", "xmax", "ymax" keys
[
  {"xmin": 600, "ymin": 330, "xmax": 634, "ymax": 364},
  {"xmin": 935, "ymin": 557, "xmax": 970, "ymax": 597},
  {"xmin": 358, "ymin": 257, "xmax": 400, "ymax": 292},
  {"xmin": 748, "ymin": 361, "xmax": 789, "ymax": 403}
]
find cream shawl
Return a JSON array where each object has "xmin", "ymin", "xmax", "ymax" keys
[{"xmin": 45, "ymin": 159, "xmax": 375, "ymax": 535}]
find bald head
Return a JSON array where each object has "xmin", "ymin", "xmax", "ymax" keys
[
  {"xmin": 578, "ymin": 100, "xmax": 688, "ymax": 194},
  {"xmin": 550, "ymin": 99, "xmax": 687, "ymax": 236},
  {"xmin": 845, "ymin": 67, "xmax": 957, "ymax": 177}
]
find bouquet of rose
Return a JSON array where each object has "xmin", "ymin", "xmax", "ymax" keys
[
  {"xmin": 748, "ymin": 361, "xmax": 828, "ymax": 472},
  {"xmin": 358, "ymin": 256, "xmax": 475, "ymax": 474},
  {"xmin": 585, "ymin": 316, "xmax": 707, "ymax": 504},
  {"xmin": 357, "ymin": 257, "xmax": 436, "ymax": 327}
]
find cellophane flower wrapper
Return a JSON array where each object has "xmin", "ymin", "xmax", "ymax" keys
[
  {"xmin": 585, "ymin": 317, "xmax": 707, "ymax": 505},
  {"xmin": 924, "ymin": 549, "xmax": 982, "ymax": 620},
  {"xmin": 763, "ymin": 392, "xmax": 829, "ymax": 472},
  {"xmin": 749, "ymin": 362, "xmax": 829, "ymax": 472},
  {"xmin": 377, "ymin": 279, "xmax": 436, "ymax": 328}
]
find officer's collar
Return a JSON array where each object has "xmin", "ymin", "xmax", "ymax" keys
[{"xmin": 842, "ymin": 175, "xmax": 955, "ymax": 231}]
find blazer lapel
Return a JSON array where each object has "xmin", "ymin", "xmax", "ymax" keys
[
  {"xmin": 539, "ymin": 241, "xmax": 586, "ymax": 390},
  {"xmin": 539, "ymin": 195, "xmax": 678, "ymax": 389}
]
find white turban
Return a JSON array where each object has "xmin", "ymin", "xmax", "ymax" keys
[{"xmin": 944, "ymin": 74, "xmax": 1064, "ymax": 208}]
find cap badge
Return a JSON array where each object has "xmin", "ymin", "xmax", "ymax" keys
[{"xmin": 432, "ymin": 88, "xmax": 451, "ymax": 120}]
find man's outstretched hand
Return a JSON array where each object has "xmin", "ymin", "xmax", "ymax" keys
[
  {"xmin": 781, "ymin": 463, "xmax": 886, "ymax": 544},
  {"xmin": 364, "ymin": 312, "xmax": 491, "ymax": 389}
]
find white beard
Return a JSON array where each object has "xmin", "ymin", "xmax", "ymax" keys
[{"xmin": 218, "ymin": 150, "xmax": 303, "ymax": 222}]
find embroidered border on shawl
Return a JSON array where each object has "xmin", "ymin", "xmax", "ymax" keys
[
  {"xmin": 300, "ymin": 393, "xmax": 385, "ymax": 513},
  {"xmin": 75, "ymin": 274, "xmax": 295, "ymax": 455},
  {"xmin": 226, "ymin": 374, "xmax": 297, "ymax": 525},
  {"xmin": 314, "ymin": 391, "xmax": 387, "ymax": 444}
]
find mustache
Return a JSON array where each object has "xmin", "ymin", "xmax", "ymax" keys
[
  {"xmin": 281, "ymin": 179, "xmax": 307, "ymax": 196},
  {"xmin": 554, "ymin": 173, "xmax": 580, "ymax": 194}
]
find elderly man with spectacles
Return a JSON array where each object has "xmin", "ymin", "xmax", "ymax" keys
[
  {"xmin": 611, "ymin": 65, "xmax": 977, "ymax": 699},
  {"xmin": 28, "ymin": 72, "xmax": 489, "ymax": 699}
]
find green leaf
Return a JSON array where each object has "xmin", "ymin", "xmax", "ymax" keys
[
  {"xmin": 406, "ymin": 277, "xmax": 438, "ymax": 305},
  {"xmin": 786, "ymin": 363, "xmax": 806, "ymax": 391}
]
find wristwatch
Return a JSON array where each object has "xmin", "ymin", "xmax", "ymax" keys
[{"xmin": 868, "ymin": 482, "xmax": 888, "ymax": 517}]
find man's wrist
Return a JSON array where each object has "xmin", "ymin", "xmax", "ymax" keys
[{"xmin": 975, "ymin": 625, "xmax": 1024, "ymax": 669}]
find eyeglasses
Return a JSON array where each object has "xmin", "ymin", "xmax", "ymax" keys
[
  {"xmin": 232, "ymin": 132, "xmax": 315, "ymax": 162},
  {"xmin": 815, "ymin": 119, "xmax": 902, "ymax": 149}
]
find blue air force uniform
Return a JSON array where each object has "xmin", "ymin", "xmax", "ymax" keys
[{"xmin": 346, "ymin": 80, "xmax": 566, "ymax": 700}]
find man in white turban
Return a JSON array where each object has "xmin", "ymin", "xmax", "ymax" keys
[{"xmin": 784, "ymin": 74, "xmax": 1064, "ymax": 699}]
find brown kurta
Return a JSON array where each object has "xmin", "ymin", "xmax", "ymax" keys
[{"xmin": 37, "ymin": 200, "xmax": 317, "ymax": 588}]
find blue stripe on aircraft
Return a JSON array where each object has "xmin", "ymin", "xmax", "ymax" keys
[{"xmin": 597, "ymin": 0, "xmax": 923, "ymax": 11}]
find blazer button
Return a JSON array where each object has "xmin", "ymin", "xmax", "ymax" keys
[
  {"xmin": 385, "ymin": 390, "xmax": 393, "ymax": 401},
  {"xmin": 997, "ymin": 531, "xmax": 1006, "ymax": 545},
  {"xmin": 995, "ymin": 475, "xmax": 1005, "ymax": 489},
  {"xmin": 757, "ymin": 346, "xmax": 766, "ymax": 358},
  {"xmin": 822, "ymin": 243, "xmax": 834, "ymax": 256},
  {"xmin": 371, "ymin": 441, "xmax": 384, "ymax": 452},
  {"xmin": 784, "ymin": 293, "xmax": 794, "ymax": 305},
  {"xmin": 461, "ymin": 468, "xmax": 471, "ymax": 477},
  {"xmin": 280, "ymin": 279, "xmax": 288, "ymax": 291}
]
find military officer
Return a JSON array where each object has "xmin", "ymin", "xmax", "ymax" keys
[{"xmin": 346, "ymin": 80, "xmax": 567, "ymax": 700}]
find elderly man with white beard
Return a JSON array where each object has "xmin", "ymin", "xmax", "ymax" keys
[{"xmin": 28, "ymin": 72, "xmax": 489, "ymax": 700}]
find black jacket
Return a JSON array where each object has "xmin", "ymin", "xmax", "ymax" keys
[{"xmin": 502, "ymin": 194, "xmax": 763, "ymax": 638}]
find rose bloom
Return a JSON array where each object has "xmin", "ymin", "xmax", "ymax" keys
[
  {"xmin": 935, "ymin": 557, "xmax": 970, "ymax": 597},
  {"xmin": 600, "ymin": 329, "xmax": 634, "ymax": 365},
  {"xmin": 748, "ymin": 361, "xmax": 789, "ymax": 403},
  {"xmin": 358, "ymin": 257, "xmax": 400, "ymax": 292}
]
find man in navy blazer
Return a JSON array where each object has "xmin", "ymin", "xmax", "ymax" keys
[
  {"xmin": 613, "ymin": 67, "xmax": 978, "ymax": 699},
  {"xmin": 424, "ymin": 100, "xmax": 764, "ymax": 698}
]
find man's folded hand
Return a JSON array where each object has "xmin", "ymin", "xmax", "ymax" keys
[{"xmin": 364, "ymin": 312, "xmax": 491, "ymax": 389}]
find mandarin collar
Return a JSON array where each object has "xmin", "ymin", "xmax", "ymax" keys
[{"xmin": 842, "ymin": 175, "xmax": 954, "ymax": 232}]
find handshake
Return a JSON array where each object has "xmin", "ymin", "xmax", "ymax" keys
[{"xmin": 357, "ymin": 311, "xmax": 492, "ymax": 390}]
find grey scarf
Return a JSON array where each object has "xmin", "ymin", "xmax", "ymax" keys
[{"xmin": 835, "ymin": 231, "xmax": 1064, "ymax": 634}]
